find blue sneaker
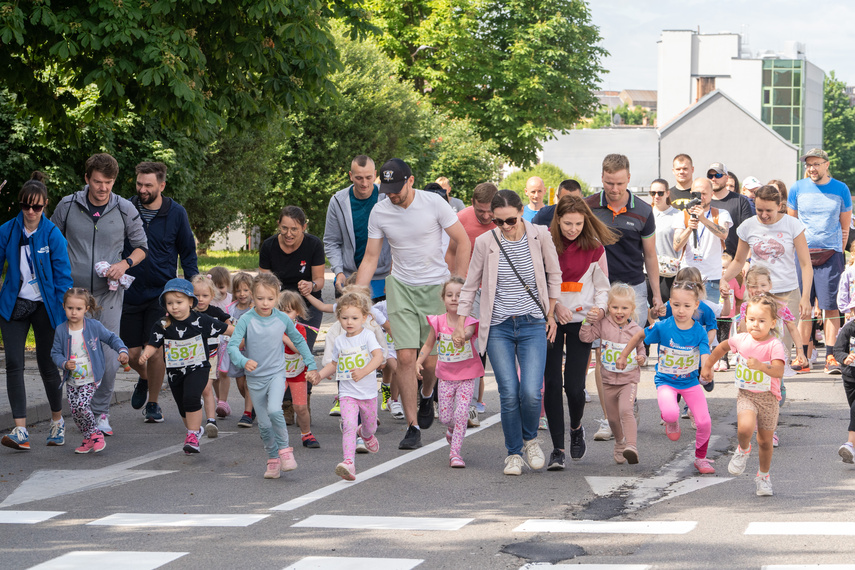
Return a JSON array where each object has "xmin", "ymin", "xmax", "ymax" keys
[
  {"xmin": 144, "ymin": 402, "xmax": 164, "ymax": 423},
  {"xmin": 46, "ymin": 422, "xmax": 65, "ymax": 446},
  {"xmin": 1, "ymin": 426, "xmax": 30, "ymax": 450}
]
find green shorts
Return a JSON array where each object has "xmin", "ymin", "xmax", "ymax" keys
[{"xmin": 385, "ymin": 275, "xmax": 445, "ymax": 351}]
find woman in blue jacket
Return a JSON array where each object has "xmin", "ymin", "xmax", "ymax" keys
[{"xmin": 0, "ymin": 173, "xmax": 73, "ymax": 451}]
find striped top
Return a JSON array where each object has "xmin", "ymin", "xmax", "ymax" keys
[{"xmin": 492, "ymin": 233, "xmax": 542, "ymax": 325}]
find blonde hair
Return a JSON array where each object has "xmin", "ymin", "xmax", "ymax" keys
[
  {"xmin": 674, "ymin": 266, "xmax": 706, "ymax": 300},
  {"xmin": 63, "ymin": 287, "xmax": 100, "ymax": 314},
  {"xmin": 278, "ymin": 290, "xmax": 308, "ymax": 320},
  {"xmin": 336, "ymin": 291, "xmax": 372, "ymax": 319},
  {"xmin": 607, "ymin": 282, "xmax": 636, "ymax": 314},
  {"xmin": 252, "ymin": 272, "xmax": 281, "ymax": 297},
  {"xmin": 744, "ymin": 293, "xmax": 781, "ymax": 337},
  {"xmin": 191, "ymin": 274, "xmax": 218, "ymax": 301},
  {"xmin": 231, "ymin": 272, "xmax": 253, "ymax": 296},
  {"xmin": 745, "ymin": 265, "xmax": 772, "ymax": 288},
  {"xmin": 207, "ymin": 266, "xmax": 231, "ymax": 293}
]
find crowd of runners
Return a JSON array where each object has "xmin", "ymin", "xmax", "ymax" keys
[{"xmin": 1, "ymin": 148, "xmax": 853, "ymax": 498}]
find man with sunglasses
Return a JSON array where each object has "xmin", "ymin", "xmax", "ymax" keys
[
  {"xmin": 788, "ymin": 148, "xmax": 852, "ymax": 374},
  {"xmin": 52, "ymin": 153, "xmax": 148, "ymax": 437},
  {"xmin": 707, "ymin": 162, "xmax": 753, "ymax": 258}
]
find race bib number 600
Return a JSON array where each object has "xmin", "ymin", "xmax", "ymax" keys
[
  {"xmin": 734, "ymin": 356, "xmax": 772, "ymax": 392},
  {"xmin": 658, "ymin": 346, "xmax": 699, "ymax": 376},
  {"xmin": 601, "ymin": 340, "xmax": 636, "ymax": 373},
  {"xmin": 336, "ymin": 345, "xmax": 370, "ymax": 382},
  {"xmin": 165, "ymin": 336, "xmax": 206, "ymax": 369}
]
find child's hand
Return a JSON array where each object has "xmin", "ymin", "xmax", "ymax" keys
[
  {"xmin": 64, "ymin": 359, "xmax": 76, "ymax": 370},
  {"xmin": 585, "ymin": 307, "xmax": 602, "ymax": 324},
  {"xmin": 616, "ymin": 354, "xmax": 627, "ymax": 370},
  {"xmin": 138, "ymin": 353, "xmax": 148, "ymax": 365},
  {"xmin": 637, "ymin": 353, "xmax": 646, "ymax": 366},
  {"xmin": 720, "ymin": 280, "xmax": 730, "ymax": 296},
  {"xmin": 845, "ymin": 354, "xmax": 855, "ymax": 366},
  {"xmin": 746, "ymin": 357, "xmax": 762, "ymax": 371},
  {"xmin": 351, "ymin": 367, "xmax": 368, "ymax": 382},
  {"xmin": 700, "ymin": 365, "xmax": 713, "ymax": 383},
  {"xmin": 245, "ymin": 360, "xmax": 258, "ymax": 372},
  {"xmin": 306, "ymin": 370, "xmax": 321, "ymax": 385},
  {"xmin": 118, "ymin": 352, "xmax": 129, "ymax": 365}
]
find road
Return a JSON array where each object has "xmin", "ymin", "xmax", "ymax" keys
[{"xmin": 1, "ymin": 360, "xmax": 854, "ymax": 570}]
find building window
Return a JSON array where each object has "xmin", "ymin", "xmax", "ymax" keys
[{"xmin": 761, "ymin": 59, "xmax": 804, "ymax": 149}]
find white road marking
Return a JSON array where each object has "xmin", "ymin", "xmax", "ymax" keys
[
  {"xmin": 762, "ymin": 566, "xmax": 855, "ymax": 569},
  {"xmin": 284, "ymin": 557, "xmax": 423, "ymax": 570},
  {"xmin": 747, "ymin": 522, "xmax": 855, "ymax": 536},
  {"xmin": 513, "ymin": 519, "xmax": 697, "ymax": 534},
  {"xmin": 28, "ymin": 551, "xmax": 187, "ymax": 570},
  {"xmin": 0, "ymin": 433, "xmax": 232, "ymax": 508},
  {"xmin": 521, "ymin": 565, "xmax": 651, "ymax": 570},
  {"xmin": 292, "ymin": 514, "xmax": 473, "ymax": 531},
  {"xmin": 585, "ymin": 476, "xmax": 641, "ymax": 496},
  {"xmin": 0, "ymin": 510, "xmax": 64, "ymax": 524},
  {"xmin": 87, "ymin": 513, "xmax": 268, "ymax": 527},
  {"xmin": 271, "ymin": 413, "xmax": 502, "ymax": 512}
]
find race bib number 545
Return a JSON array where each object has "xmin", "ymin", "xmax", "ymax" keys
[
  {"xmin": 658, "ymin": 346, "xmax": 699, "ymax": 376},
  {"xmin": 438, "ymin": 333, "xmax": 473, "ymax": 363}
]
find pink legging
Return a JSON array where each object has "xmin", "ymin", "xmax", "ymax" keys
[
  {"xmin": 657, "ymin": 384, "xmax": 711, "ymax": 459},
  {"xmin": 438, "ymin": 378, "xmax": 475, "ymax": 457},
  {"xmin": 340, "ymin": 396, "xmax": 378, "ymax": 463}
]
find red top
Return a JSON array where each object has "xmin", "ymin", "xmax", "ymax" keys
[{"xmin": 283, "ymin": 323, "xmax": 307, "ymax": 382}]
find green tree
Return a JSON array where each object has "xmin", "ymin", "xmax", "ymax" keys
[
  {"xmin": 367, "ymin": 0, "xmax": 607, "ymax": 166},
  {"xmin": 0, "ymin": 0, "xmax": 370, "ymax": 143},
  {"xmin": 501, "ymin": 162, "xmax": 589, "ymax": 204},
  {"xmin": 824, "ymin": 71, "xmax": 855, "ymax": 190},
  {"xmin": 587, "ymin": 103, "xmax": 654, "ymax": 128}
]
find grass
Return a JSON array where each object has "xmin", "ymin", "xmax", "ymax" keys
[{"xmin": 197, "ymin": 250, "xmax": 259, "ymax": 273}]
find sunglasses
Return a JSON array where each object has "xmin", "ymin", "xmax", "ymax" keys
[
  {"xmin": 707, "ymin": 172, "xmax": 725, "ymax": 179},
  {"xmin": 649, "ymin": 191, "xmax": 666, "ymax": 197},
  {"xmin": 20, "ymin": 203, "xmax": 45, "ymax": 213},
  {"xmin": 492, "ymin": 216, "xmax": 519, "ymax": 227}
]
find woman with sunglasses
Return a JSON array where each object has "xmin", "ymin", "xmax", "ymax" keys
[
  {"xmin": 0, "ymin": 173, "xmax": 73, "ymax": 451},
  {"xmin": 454, "ymin": 189, "xmax": 561, "ymax": 476}
]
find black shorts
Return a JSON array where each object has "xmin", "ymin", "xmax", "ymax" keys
[{"xmin": 120, "ymin": 297, "xmax": 166, "ymax": 348}]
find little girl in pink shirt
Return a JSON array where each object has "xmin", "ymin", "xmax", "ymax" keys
[{"xmin": 417, "ymin": 277, "xmax": 485, "ymax": 468}]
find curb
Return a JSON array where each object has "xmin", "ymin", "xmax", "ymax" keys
[{"xmin": 0, "ymin": 387, "xmax": 135, "ymax": 433}]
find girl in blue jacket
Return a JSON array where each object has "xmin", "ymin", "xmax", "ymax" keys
[
  {"xmin": 0, "ymin": 173, "xmax": 73, "ymax": 451},
  {"xmin": 51, "ymin": 288, "xmax": 129, "ymax": 454}
]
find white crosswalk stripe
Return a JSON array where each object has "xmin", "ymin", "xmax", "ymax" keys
[
  {"xmin": 0, "ymin": 510, "xmax": 64, "ymax": 524},
  {"xmin": 292, "ymin": 514, "xmax": 473, "ymax": 531},
  {"xmin": 87, "ymin": 513, "xmax": 269, "ymax": 527},
  {"xmin": 27, "ymin": 551, "xmax": 187, "ymax": 570},
  {"xmin": 284, "ymin": 556, "xmax": 424, "ymax": 569}
]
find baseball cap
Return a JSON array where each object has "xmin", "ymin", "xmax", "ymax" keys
[
  {"xmin": 159, "ymin": 278, "xmax": 198, "ymax": 309},
  {"xmin": 801, "ymin": 148, "xmax": 829, "ymax": 162},
  {"xmin": 742, "ymin": 176, "xmax": 762, "ymax": 190},
  {"xmin": 707, "ymin": 162, "xmax": 728, "ymax": 176},
  {"xmin": 378, "ymin": 158, "xmax": 412, "ymax": 194}
]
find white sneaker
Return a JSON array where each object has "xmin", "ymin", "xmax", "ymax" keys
[
  {"xmin": 839, "ymin": 442, "xmax": 855, "ymax": 464},
  {"xmin": 584, "ymin": 389, "xmax": 591, "ymax": 403},
  {"xmin": 593, "ymin": 418, "xmax": 613, "ymax": 441},
  {"xmin": 728, "ymin": 444, "xmax": 751, "ymax": 475},
  {"xmin": 523, "ymin": 438, "xmax": 545, "ymax": 470},
  {"xmin": 504, "ymin": 454, "xmax": 524, "ymax": 475},
  {"xmin": 97, "ymin": 414, "xmax": 113, "ymax": 436},
  {"xmin": 810, "ymin": 349, "xmax": 818, "ymax": 365},
  {"xmin": 356, "ymin": 437, "xmax": 369, "ymax": 454},
  {"xmin": 467, "ymin": 407, "xmax": 480, "ymax": 428},
  {"xmin": 755, "ymin": 473, "xmax": 774, "ymax": 496},
  {"xmin": 389, "ymin": 400, "xmax": 405, "ymax": 419},
  {"xmin": 783, "ymin": 361, "xmax": 796, "ymax": 377}
]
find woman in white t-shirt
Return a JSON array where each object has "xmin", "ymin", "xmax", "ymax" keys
[
  {"xmin": 650, "ymin": 179, "xmax": 682, "ymax": 304},
  {"xmin": 722, "ymin": 185, "xmax": 814, "ymax": 361}
]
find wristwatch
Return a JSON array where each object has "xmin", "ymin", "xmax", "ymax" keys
[{"xmin": 125, "ymin": 257, "xmax": 134, "ymax": 268}]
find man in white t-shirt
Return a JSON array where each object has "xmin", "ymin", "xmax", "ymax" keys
[
  {"xmin": 673, "ymin": 177, "xmax": 731, "ymax": 300},
  {"xmin": 356, "ymin": 158, "xmax": 471, "ymax": 450}
]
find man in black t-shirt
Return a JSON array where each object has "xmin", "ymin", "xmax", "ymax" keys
[
  {"xmin": 707, "ymin": 162, "xmax": 754, "ymax": 257},
  {"xmin": 669, "ymin": 153, "xmax": 696, "ymax": 211}
]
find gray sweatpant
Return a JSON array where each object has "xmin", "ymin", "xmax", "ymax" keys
[{"xmin": 90, "ymin": 287, "xmax": 124, "ymax": 416}]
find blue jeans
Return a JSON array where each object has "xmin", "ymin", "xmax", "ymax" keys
[
  {"xmin": 705, "ymin": 279, "xmax": 720, "ymax": 303},
  {"xmin": 486, "ymin": 315, "xmax": 547, "ymax": 456}
]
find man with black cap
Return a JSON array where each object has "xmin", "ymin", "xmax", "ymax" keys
[
  {"xmin": 356, "ymin": 158, "xmax": 471, "ymax": 449},
  {"xmin": 708, "ymin": 161, "xmax": 753, "ymax": 258},
  {"xmin": 789, "ymin": 148, "xmax": 852, "ymax": 374}
]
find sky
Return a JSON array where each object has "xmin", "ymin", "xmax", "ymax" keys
[{"xmin": 589, "ymin": 0, "xmax": 855, "ymax": 92}]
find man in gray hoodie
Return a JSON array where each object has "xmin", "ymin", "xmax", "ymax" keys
[{"xmin": 52, "ymin": 153, "xmax": 148, "ymax": 436}]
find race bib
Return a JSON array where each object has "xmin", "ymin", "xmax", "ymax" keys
[
  {"xmin": 284, "ymin": 352, "xmax": 305, "ymax": 378},
  {"xmin": 734, "ymin": 356, "xmax": 772, "ymax": 392},
  {"xmin": 601, "ymin": 340, "xmax": 637, "ymax": 373},
  {"xmin": 336, "ymin": 345, "xmax": 370, "ymax": 382},
  {"xmin": 437, "ymin": 332, "xmax": 473, "ymax": 363},
  {"xmin": 850, "ymin": 337, "xmax": 855, "ymax": 354},
  {"xmin": 658, "ymin": 346, "xmax": 700, "ymax": 376},
  {"xmin": 165, "ymin": 336, "xmax": 206, "ymax": 369},
  {"xmin": 70, "ymin": 356, "xmax": 93, "ymax": 384}
]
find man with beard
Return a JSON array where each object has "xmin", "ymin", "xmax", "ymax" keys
[
  {"xmin": 121, "ymin": 162, "xmax": 199, "ymax": 422},
  {"xmin": 707, "ymin": 162, "xmax": 754, "ymax": 258}
]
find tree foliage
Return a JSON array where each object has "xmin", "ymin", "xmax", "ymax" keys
[
  {"xmin": 824, "ymin": 71, "xmax": 855, "ymax": 190},
  {"xmin": 501, "ymin": 162, "xmax": 576, "ymax": 203},
  {"xmin": 587, "ymin": 103, "xmax": 655, "ymax": 128},
  {"xmin": 0, "ymin": 0, "xmax": 370, "ymax": 143},
  {"xmin": 367, "ymin": 0, "xmax": 607, "ymax": 166}
]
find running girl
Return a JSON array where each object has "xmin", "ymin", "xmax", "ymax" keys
[
  {"xmin": 701, "ymin": 294, "xmax": 787, "ymax": 496},
  {"xmin": 227, "ymin": 273, "xmax": 318, "ymax": 479},
  {"xmin": 316, "ymin": 291, "xmax": 384, "ymax": 481},
  {"xmin": 51, "ymin": 288, "xmax": 129, "ymax": 454},
  {"xmin": 416, "ymin": 277, "xmax": 484, "ymax": 468},
  {"xmin": 278, "ymin": 290, "xmax": 319, "ymax": 449},
  {"xmin": 192, "ymin": 274, "xmax": 231, "ymax": 438},
  {"xmin": 216, "ymin": 272, "xmax": 254, "ymax": 424}
]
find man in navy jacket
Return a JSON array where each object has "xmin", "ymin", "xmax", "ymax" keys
[{"xmin": 120, "ymin": 161, "xmax": 198, "ymax": 422}]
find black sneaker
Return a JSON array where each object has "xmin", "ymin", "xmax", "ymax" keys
[
  {"xmin": 399, "ymin": 425, "xmax": 422, "ymax": 450},
  {"xmin": 417, "ymin": 392, "xmax": 435, "ymax": 429},
  {"xmin": 131, "ymin": 379, "xmax": 148, "ymax": 410},
  {"xmin": 547, "ymin": 449, "xmax": 566, "ymax": 471},
  {"xmin": 144, "ymin": 402, "xmax": 164, "ymax": 423},
  {"xmin": 569, "ymin": 426, "xmax": 586, "ymax": 460},
  {"xmin": 703, "ymin": 379, "xmax": 715, "ymax": 393}
]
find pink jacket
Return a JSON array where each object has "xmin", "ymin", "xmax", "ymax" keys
[
  {"xmin": 580, "ymin": 315, "xmax": 645, "ymax": 385},
  {"xmin": 458, "ymin": 221, "xmax": 562, "ymax": 354}
]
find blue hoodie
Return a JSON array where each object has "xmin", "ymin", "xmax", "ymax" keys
[
  {"xmin": 51, "ymin": 317, "xmax": 129, "ymax": 386},
  {"xmin": 0, "ymin": 212, "xmax": 73, "ymax": 328}
]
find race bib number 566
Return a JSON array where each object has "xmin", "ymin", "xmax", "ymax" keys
[{"xmin": 336, "ymin": 345, "xmax": 370, "ymax": 382}]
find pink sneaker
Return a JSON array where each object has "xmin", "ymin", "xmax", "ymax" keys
[
  {"xmin": 450, "ymin": 455, "xmax": 466, "ymax": 468},
  {"xmin": 216, "ymin": 400, "xmax": 231, "ymax": 418},
  {"xmin": 75, "ymin": 437, "xmax": 94, "ymax": 454},
  {"xmin": 694, "ymin": 457, "xmax": 715, "ymax": 474},
  {"xmin": 335, "ymin": 460, "xmax": 356, "ymax": 481},
  {"xmin": 665, "ymin": 421, "xmax": 681, "ymax": 441},
  {"xmin": 279, "ymin": 447, "xmax": 298, "ymax": 471},
  {"xmin": 356, "ymin": 426, "xmax": 380, "ymax": 453},
  {"xmin": 183, "ymin": 431, "xmax": 200, "ymax": 454},
  {"xmin": 264, "ymin": 458, "xmax": 281, "ymax": 479},
  {"xmin": 91, "ymin": 432, "xmax": 106, "ymax": 453}
]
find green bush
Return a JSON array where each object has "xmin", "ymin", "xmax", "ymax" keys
[{"xmin": 502, "ymin": 163, "xmax": 572, "ymax": 204}]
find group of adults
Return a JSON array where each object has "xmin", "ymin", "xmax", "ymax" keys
[{"xmin": 1, "ymin": 145, "xmax": 849, "ymax": 475}]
